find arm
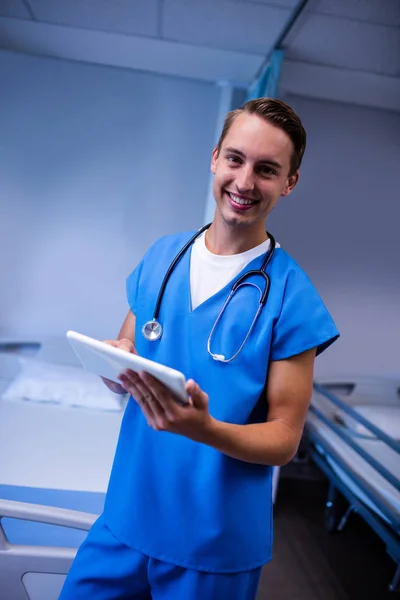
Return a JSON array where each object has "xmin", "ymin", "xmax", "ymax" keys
[
  {"xmin": 198, "ymin": 347, "xmax": 316, "ymax": 466},
  {"xmin": 102, "ymin": 310, "xmax": 137, "ymax": 394},
  {"xmin": 118, "ymin": 347, "xmax": 317, "ymax": 466}
]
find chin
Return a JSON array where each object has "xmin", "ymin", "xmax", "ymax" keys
[{"xmin": 221, "ymin": 212, "xmax": 254, "ymax": 229}]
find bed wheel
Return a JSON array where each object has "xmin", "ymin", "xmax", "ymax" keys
[
  {"xmin": 388, "ymin": 563, "xmax": 400, "ymax": 593},
  {"xmin": 324, "ymin": 483, "xmax": 351, "ymax": 533},
  {"xmin": 324, "ymin": 502, "xmax": 342, "ymax": 533},
  {"xmin": 324, "ymin": 483, "xmax": 341, "ymax": 533}
]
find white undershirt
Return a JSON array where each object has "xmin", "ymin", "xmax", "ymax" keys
[{"xmin": 190, "ymin": 232, "xmax": 280, "ymax": 310}]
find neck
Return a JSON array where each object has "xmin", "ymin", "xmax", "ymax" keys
[{"xmin": 205, "ymin": 217, "xmax": 268, "ymax": 255}]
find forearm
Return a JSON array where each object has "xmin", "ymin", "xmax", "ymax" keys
[{"xmin": 197, "ymin": 418, "xmax": 300, "ymax": 466}]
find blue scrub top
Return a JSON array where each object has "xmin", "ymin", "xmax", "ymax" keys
[{"xmin": 103, "ymin": 231, "xmax": 339, "ymax": 573}]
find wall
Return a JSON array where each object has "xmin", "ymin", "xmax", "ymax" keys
[
  {"xmin": 1, "ymin": 53, "xmax": 399, "ymax": 378},
  {"xmin": 269, "ymin": 95, "xmax": 400, "ymax": 378},
  {"xmin": 0, "ymin": 50, "xmax": 219, "ymax": 340}
]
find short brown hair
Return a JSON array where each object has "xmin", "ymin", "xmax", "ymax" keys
[{"xmin": 216, "ymin": 98, "xmax": 306, "ymax": 176}]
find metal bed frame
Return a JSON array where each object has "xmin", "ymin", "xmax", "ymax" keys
[
  {"xmin": 0, "ymin": 499, "xmax": 96, "ymax": 600},
  {"xmin": 305, "ymin": 382, "xmax": 400, "ymax": 593}
]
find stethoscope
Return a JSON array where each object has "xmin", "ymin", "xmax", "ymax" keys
[{"xmin": 142, "ymin": 223, "xmax": 276, "ymax": 363}]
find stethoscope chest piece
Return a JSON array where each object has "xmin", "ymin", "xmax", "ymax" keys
[{"xmin": 142, "ymin": 320, "xmax": 163, "ymax": 341}]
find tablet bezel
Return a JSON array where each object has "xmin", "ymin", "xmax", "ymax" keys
[{"xmin": 66, "ymin": 330, "xmax": 188, "ymax": 405}]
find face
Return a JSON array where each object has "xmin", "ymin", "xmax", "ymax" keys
[{"xmin": 211, "ymin": 113, "xmax": 299, "ymax": 235}]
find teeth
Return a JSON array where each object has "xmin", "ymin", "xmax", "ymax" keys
[{"xmin": 229, "ymin": 193, "xmax": 255, "ymax": 206}]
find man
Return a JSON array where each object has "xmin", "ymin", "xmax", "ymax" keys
[{"xmin": 60, "ymin": 98, "xmax": 339, "ymax": 599}]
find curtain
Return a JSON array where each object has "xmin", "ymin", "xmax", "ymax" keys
[{"xmin": 247, "ymin": 49, "xmax": 284, "ymax": 100}]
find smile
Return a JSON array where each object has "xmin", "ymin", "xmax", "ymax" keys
[{"xmin": 227, "ymin": 192, "xmax": 258, "ymax": 208}]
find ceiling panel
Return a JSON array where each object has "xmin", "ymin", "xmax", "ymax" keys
[
  {"xmin": 308, "ymin": 0, "xmax": 400, "ymax": 28},
  {"xmin": 29, "ymin": 0, "xmax": 159, "ymax": 37},
  {"xmin": 285, "ymin": 14, "xmax": 400, "ymax": 77},
  {"xmin": 162, "ymin": 0, "xmax": 292, "ymax": 55},
  {"xmin": 0, "ymin": 17, "xmax": 264, "ymax": 85},
  {"xmin": 0, "ymin": 0, "xmax": 32, "ymax": 19}
]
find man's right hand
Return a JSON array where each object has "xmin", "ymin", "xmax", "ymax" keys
[{"xmin": 101, "ymin": 338, "xmax": 137, "ymax": 394}]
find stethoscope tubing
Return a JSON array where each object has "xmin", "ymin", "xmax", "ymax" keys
[{"xmin": 142, "ymin": 225, "xmax": 276, "ymax": 358}]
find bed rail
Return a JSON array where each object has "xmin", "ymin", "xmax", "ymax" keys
[
  {"xmin": 312, "ymin": 382, "xmax": 400, "ymax": 455},
  {"xmin": 309, "ymin": 382, "xmax": 400, "ymax": 529},
  {"xmin": 308, "ymin": 443, "xmax": 400, "ymax": 593},
  {"xmin": 0, "ymin": 499, "xmax": 97, "ymax": 600},
  {"xmin": 306, "ymin": 382, "xmax": 400, "ymax": 592},
  {"xmin": 306, "ymin": 424, "xmax": 400, "ymax": 534},
  {"xmin": 309, "ymin": 405, "xmax": 400, "ymax": 493},
  {"xmin": 0, "ymin": 342, "xmax": 41, "ymax": 355}
]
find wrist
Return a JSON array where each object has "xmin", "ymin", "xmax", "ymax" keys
[{"xmin": 193, "ymin": 416, "xmax": 221, "ymax": 445}]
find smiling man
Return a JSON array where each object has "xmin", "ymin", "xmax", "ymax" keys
[{"xmin": 60, "ymin": 98, "xmax": 339, "ymax": 600}]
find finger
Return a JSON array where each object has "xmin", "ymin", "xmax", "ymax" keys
[
  {"xmin": 139, "ymin": 397, "xmax": 158, "ymax": 427},
  {"xmin": 139, "ymin": 372, "xmax": 180, "ymax": 417},
  {"xmin": 118, "ymin": 338, "xmax": 137, "ymax": 354},
  {"xmin": 118, "ymin": 370, "xmax": 145, "ymax": 398},
  {"xmin": 119, "ymin": 371, "xmax": 162, "ymax": 421},
  {"xmin": 104, "ymin": 339, "xmax": 136, "ymax": 354},
  {"xmin": 186, "ymin": 379, "xmax": 207, "ymax": 409},
  {"xmin": 120, "ymin": 375, "xmax": 158, "ymax": 424}
]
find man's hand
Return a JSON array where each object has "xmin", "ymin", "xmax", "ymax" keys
[
  {"xmin": 101, "ymin": 338, "xmax": 137, "ymax": 394},
  {"xmin": 117, "ymin": 370, "xmax": 213, "ymax": 440},
  {"xmin": 104, "ymin": 338, "xmax": 137, "ymax": 354},
  {"xmin": 118, "ymin": 348, "xmax": 316, "ymax": 466},
  {"xmin": 116, "ymin": 348, "xmax": 316, "ymax": 467}
]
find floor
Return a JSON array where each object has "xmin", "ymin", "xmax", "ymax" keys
[{"xmin": 256, "ymin": 465, "xmax": 397, "ymax": 600}]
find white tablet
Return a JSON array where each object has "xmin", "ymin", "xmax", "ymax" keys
[{"xmin": 66, "ymin": 330, "xmax": 188, "ymax": 405}]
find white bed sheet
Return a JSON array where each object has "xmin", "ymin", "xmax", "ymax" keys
[
  {"xmin": 0, "ymin": 394, "xmax": 123, "ymax": 492},
  {"xmin": 0, "ymin": 336, "xmax": 125, "ymax": 492}
]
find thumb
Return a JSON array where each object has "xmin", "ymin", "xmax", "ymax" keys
[{"xmin": 186, "ymin": 379, "xmax": 207, "ymax": 409}]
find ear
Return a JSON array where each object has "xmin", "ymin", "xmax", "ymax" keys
[
  {"xmin": 281, "ymin": 170, "xmax": 300, "ymax": 197},
  {"xmin": 211, "ymin": 146, "xmax": 219, "ymax": 174}
]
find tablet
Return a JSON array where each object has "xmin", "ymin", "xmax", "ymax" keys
[{"xmin": 66, "ymin": 330, "xmax": 188, "ymax": 405}]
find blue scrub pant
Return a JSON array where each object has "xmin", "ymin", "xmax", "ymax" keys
[{"xmin": 59, "ymin": 515, "xmax": 262, "ymax": 600}]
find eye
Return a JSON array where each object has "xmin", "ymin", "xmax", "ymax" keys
[
  {"xmin": 227, "ymin": 155, "xmax": 242, "ymax": 165},
  {"xmin": 258, "ymin": 165, "xmax": 277, "ymax": 177}
]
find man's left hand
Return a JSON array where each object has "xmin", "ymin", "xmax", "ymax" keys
[{"xmin": 118, "ymin": 370, "xmax": 213, "ymax": 441}]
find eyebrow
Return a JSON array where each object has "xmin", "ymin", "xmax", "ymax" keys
[{"xmin": 224, "ymin": 147, "xmax": 282, "ymax": 170}]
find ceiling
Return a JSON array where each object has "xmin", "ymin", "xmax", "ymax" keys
[{"xmin": 0, "ymin": 0, "xmax": 399, "ymax": 111}]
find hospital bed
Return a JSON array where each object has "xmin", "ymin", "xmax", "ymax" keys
[
  {"xmin": 304, "ymin": 376, "xmax": 400, "ymax": 593},
  {"xmin": 0, "ymin": 338, "xmax": 124, "ymax": 600}
]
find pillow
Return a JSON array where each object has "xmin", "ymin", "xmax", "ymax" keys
[
  {"xmin": 1, "ymin": 357, "xmax": 123, "ymax": 412},
  {"xmin": 334, "ymin": 405, "xmax": 400, "ymax": 441}
]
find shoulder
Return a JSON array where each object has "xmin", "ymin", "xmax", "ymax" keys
[
  {"xmin": 271, "ymin": 247, "xmax": 317, "ymax": 292},
  {"xmin": 126, "ymin": 230, "xmax": 197, "ymax": 311},
  {"xmin": 269, "ymin": 247, "xmax": 339, "ymax": 359},
  {"xmin": 144, "ymin": 230, "xmax": 197, "ymax": 259}
]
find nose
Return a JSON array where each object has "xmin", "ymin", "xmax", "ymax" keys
[{"xmin": 235, "ymin": 165, "xmax": 255, "ymax": 193}]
